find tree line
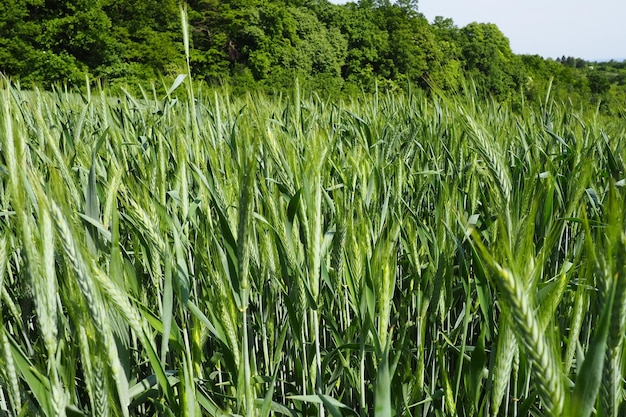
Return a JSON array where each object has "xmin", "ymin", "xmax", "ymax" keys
[{"xmin": 1, "ymin": 0, "xmax": 625, "ymax": 108}]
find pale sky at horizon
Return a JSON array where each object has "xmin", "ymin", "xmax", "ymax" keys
[{"xmin": 330, "ymin": 0, "xmax": 626, "ymax": 61}]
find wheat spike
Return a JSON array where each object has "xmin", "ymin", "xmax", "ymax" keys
[{"xmin": 493, "ymin": 263, "xmax": 565, "ymax": 416}]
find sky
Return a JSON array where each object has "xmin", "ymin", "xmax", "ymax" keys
[
  {"xmin": 331, "ymin": 0, "xmax": 626, "ymax": 61},
  {"xmin": 417, "ymin": 0, "xmax": 626, "ymax": 61}
]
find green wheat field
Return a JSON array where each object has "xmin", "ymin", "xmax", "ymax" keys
[{"xmin": 1, "ymin": 72, "xmax": 626, "ymax": 417}]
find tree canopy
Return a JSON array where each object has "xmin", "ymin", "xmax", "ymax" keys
[{"xmin": 1, "ymin": 0, "xmax": 625, "ymax": 107}]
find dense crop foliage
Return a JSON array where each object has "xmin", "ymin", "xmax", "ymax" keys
[{"xmin": 1, "ymin": 76, "xmax": 626, "ymax": 417}]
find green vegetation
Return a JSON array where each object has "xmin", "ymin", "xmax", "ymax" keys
[
  {"xmin": 2, "ymin": 2, "xmax": 626, "ymax": 417},
  {"xmin": 1, "ymin": 67, "xmax": 626, "ymax": 416},
  {"xmin": 1, "ymin": 0, "xmax": 626, "ymax": 107}
]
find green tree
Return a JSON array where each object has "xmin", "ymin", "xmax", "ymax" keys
[
  {"xmin": 379, "ymin": 4, "xmax": 429, "ymax": 81},
  {"xmin": 458, "ymin": 22, "xmax": 521, "ymax": 98},
  {"xmin": 185, "ymin": 0, "xmax": 230, "ymax": 82},
  {"xmin": 0, "ymin": 0, "xmax": 41, "ymax": 79},
  {"xmin": 587, "ymin": 70, "xmax": 611, "ymax": 96},
  {"xmin": 314, "ymin": 1, "xmax": 388, "ymax": 90},
  {"xmin": 278, "ymin": 7, "xmax": 346, "ymax": 90},
  {"xmin": 101, "ymin": 0, "xmax": 182, "ymax": 82},
  {"xmin": 34, "ymin": 0, "xmax": 116, "ymax": 69},
  {"xmin": 428, "ymin": 17, "xmax": 463, "ymax": 90},
  {"xmin": 0, "ymin": 0, "xmax": 100, "ymax": 85}
]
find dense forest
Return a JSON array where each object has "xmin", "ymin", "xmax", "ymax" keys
[{"xmin": 1, "ymin": 0, "xmax": 626, "ymax": 108}]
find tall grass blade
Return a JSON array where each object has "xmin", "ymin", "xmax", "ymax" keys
[{"xmin": 570, "ymin": 279, "xmax": 614, "ymax": 417}]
